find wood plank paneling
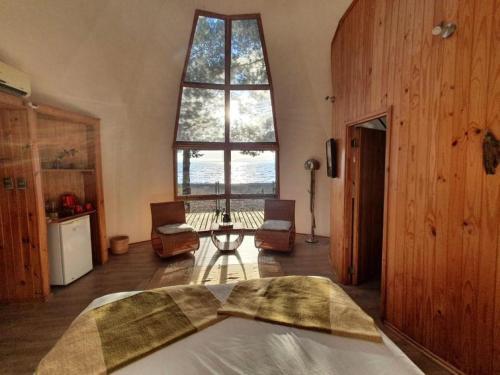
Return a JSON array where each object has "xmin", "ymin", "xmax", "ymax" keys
[
  {"xmin": 404, "ymin": 0, "xmax": 427, "ymax": 343},
  {"xmin": 445, "ymin": 0, "xmax": 475, "ymax": 367},
  {"xmin": 0, "ymin": 111, "xmax": 15, "ymax": 301},
  {"xmin": 0, "ymin": 110, "xmax": 46, "ymax": 301},
  {"xmin": 490, "ymin": 2, "xmax": 500, "ymax": 373},
  {"xmin": 26, "ymin": 108, "xmax": 49, "ymax": 299},
  {"xmin": 330, "ymin": 0, "xmax": 500, "ymax": 373},
  {"xmin": 432, "ymin": 0, "xmax": 458, "ymax": 361},
  {"xmin": 37, "ymin": 117, "xmax": 89, "ymax": 206}
]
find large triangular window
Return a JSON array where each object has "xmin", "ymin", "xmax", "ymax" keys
[{"xmin": 174, "ymin": 10, "xmax": 279, "ymax": 225}]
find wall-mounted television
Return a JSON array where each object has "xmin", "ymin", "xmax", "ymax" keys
[{"xmin": 326, "ymin": 138, "xmax": 337, "ymax": 178}]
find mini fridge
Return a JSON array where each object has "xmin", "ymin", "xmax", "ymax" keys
[{"xmin": 48, "ymin": 214, "xmax": 93, "ymax": 285}]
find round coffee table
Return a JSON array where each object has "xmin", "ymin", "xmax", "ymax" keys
[{"xmin": 210, "ymin": 222, "xmax": 245, "ymax": 252}]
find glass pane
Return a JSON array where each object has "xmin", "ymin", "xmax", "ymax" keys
[
  {"xmin": 230, "ymin": 199, "xmax": 265, "ymax": 212},
  {"xmin": 177, "ymin": 88, "xmax": 225, "ymax": 142},
  {"xmin": 231, "ymin": 150, "xmax": 276, "ymax": 194},
  {"xmin": 184, "ymin": 200, "xmax": 225, "ymax": 233},
  {"xmin": 231, "ymin": 19, "xmax": 268, "ymax": 84},
  {"xmin": 185, "ymin": 16, "xmax": 225, "ymax": 84},
  {"xmin": 230, "ymin": 199, "xmax": 265, "ymax": 229},
  {"xmin": 177, "ymin": 150, "xmax": 225, "ymax": 196},
  {"xmin": 184, "ymin": 200, "xmax": 225, "ymax": 214},
  {"xmin": 230, "ymin": 90, "xmax": 275, "ymax": 142}
]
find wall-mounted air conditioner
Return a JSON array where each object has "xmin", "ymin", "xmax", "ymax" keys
[{"xmin": 0, "ymin": 61, "xmax": 31, "ymax": 97}]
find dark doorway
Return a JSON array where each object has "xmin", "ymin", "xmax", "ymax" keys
[{"xmin": 346, "ymin": 116, "xmax": 388, "ymax": 288}]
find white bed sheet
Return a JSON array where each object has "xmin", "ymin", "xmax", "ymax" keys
[{"xmin": 83, "ymin": 285, "xmax": 423, "ymax": 375}]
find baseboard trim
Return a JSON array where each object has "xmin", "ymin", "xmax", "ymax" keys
[{"xmin": 383, "ymin": 321, "xmax": 465, "ymax": 375}]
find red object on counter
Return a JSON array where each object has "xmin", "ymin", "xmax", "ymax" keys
[
  {"xmin": 74, "ymin": 205, "xmax": 84, "ymax": 214},
  {"xmin": 61, "ymin": 193, "xmax": 78, "ymax": 208},
  {"xmin": 84, "ymin": 202, "xmax": 94, "ymax": 212}
]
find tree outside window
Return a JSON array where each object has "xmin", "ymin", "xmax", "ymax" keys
[{"xmin": 174, "ymin": 11, "xmax": 278, "ymax": 216}]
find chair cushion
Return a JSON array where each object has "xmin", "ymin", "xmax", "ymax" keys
[
  {"xmin": 260, "ymin": 220, "xmax": 292, "ymax": 231},
  {"xmin": 157, "ymin": 223, "xmax": 195, "ymax": 235}
]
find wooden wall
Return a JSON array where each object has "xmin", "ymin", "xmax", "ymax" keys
[
  {"xmin": 330, "ymin": 0, "xmax": 500, "ymax": 374},
  {"xmin": 0, "ymin": 109, "xmax": 48, "ymax": 301},
  {"xmin": 38, "ymin": 117, "xmax": 91, "ymax": 207}
]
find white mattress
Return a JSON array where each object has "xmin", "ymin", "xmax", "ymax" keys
[{"xmin": 83, "ymin": 285, "xmax": 423, "ymax": 375}]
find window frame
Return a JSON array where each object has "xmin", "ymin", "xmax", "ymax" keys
[{"xmin": 173, "ymin": 10, "xmax": 279, "ymax": 212}]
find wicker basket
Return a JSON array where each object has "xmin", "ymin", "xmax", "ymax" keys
[{"xmin": 110, "ymin": 235, "xmax": 129, "ymax": 255}]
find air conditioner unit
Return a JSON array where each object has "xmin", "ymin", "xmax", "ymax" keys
[{"xmin": 0, "ymin": 61, "xmax": 31, "ymax": 97}]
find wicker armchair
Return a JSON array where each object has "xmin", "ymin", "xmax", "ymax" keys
[
  {"xmin": 150, "ymin": 201, "xmax": 199, "ymax": 258},
  {"xmin": 255, "ymin": 199, "xmax": 296, "ymax": 252}
]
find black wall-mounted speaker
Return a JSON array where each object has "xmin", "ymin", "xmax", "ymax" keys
[{"xmin": 326, "ymin": 138, "xmax": 337, "ymax": 178}]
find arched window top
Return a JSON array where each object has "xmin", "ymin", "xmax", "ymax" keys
[{"xmin": 175, "ymin": 10, "xmax": 277, "ymax": 145}]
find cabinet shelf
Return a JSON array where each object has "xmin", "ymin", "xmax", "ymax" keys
[
  {"xmin": 46, "ymin": 210, "xmax": 96, "ymax": 224},
  {"xmin": 42, "ymin": 168, "xmax": 95, "ymax": 174}
]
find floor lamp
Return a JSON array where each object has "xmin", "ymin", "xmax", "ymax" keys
[{"xmin": 304, "ymin": 159, "xmax": 320, "ymax": 243}]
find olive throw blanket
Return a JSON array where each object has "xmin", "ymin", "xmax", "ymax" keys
[
  {"xmin": 218, "ymin": 276, "xmax": 382, "ymax": 343},
  {"xmin": 36, "ymin": 276, "xmax": 381, "ymax": 374},
  {"xmin": 36, "ymin": 285, "xmax": 224, "ymax": 375}
]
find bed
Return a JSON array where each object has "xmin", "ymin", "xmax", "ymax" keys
[{"xmin": 37, "ymin": 277, "xmax": 424, "ymax": 375}]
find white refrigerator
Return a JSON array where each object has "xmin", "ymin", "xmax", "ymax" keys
[{"xmin": 48, "ymin": 214, "xmax": 94, "ymax": 285}]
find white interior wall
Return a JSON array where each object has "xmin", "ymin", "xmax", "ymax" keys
[{"xmin": 0, "ymin": 0, "xmax": 351, "ymax": 242}]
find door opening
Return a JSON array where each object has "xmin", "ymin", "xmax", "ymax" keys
[{"xmin": 345, "ymin": 116, "xmax": 388, "ymax": 295}]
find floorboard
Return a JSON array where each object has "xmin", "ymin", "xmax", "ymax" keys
[{"xmin": 186, "ymin": 211, "xmax": 264, "ymax": 231}]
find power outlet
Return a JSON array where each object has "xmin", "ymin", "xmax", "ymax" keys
[
  {"xmin": 16, "ymin": 177, "xmax": 27, "ymax": 190},
  {"xmin": 3, "ymin": 177, "xmax": 14, "ymax": 190}
]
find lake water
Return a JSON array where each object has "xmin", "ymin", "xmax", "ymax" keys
[{"xmin": 177, "ymin": 160, "xmax": 275, "ymax": 184}]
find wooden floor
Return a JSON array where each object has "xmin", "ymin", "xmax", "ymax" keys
[
  {"xmin": 0, "ymin": 235, "xmax": 450, "ymax": 374},
  {"xmin": 186, "ymin": 210, "xmax": 263, "ymax": 231}
]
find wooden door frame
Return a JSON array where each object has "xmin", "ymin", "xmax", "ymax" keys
[
  {"xmin": 346, "ymin": 125, "xmax": 362, "ymax": 286},
  {"xmin": 342, "ymin": 107, "xmax": 393, "ymax": 319}
]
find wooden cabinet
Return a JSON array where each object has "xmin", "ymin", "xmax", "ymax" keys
[
  {"xmin": 0, "ymin": 108, "xmax": 48, "ymax": 301},
  {"xmin": 0, "ymin": 92, "xmax": 107, "ymax": 302}
]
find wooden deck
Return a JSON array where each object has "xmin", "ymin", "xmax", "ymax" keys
[{"xmin": 186, "ymin": 211, "xmax": 264, "ymax": 232}]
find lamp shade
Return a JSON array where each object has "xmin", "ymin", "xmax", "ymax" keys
[{"xmin": 304, "ymin": 158, "xmax": 320, "ymax": 170}]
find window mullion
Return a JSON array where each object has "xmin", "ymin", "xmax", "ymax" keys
[
  {"xmin": 224, "ymin": 16, "xmax": 232, "ymax": 213},
  {"xmin": 226, "ymin": 84, "xmax": 271, "ymax": 90},
  {"xmin": 182, "ymin": 82, "xmax": 225, "ymax": 90},
  {"xmin": 182, "ymin": 82, "xmax": 271, "ymax": 90}
]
